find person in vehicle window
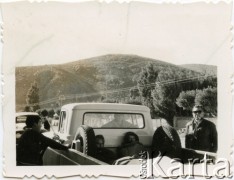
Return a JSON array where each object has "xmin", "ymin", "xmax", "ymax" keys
[
  {"xmin": 118, "ymin": 132, "xmax": 145, "ymax": 158},
  {"xmin": 102, "ymin": 114, "xmax": 137, "ymax": 128},
  {"xmin": 94, "ymin": 135, "xmax": 116, "ymax": 164},
  {"xmin": 17, "ymin": 115, "xmax": 69, "ymax": 166},
  {"xmin": 185, "ymin": 105, "xmax": 217, "ymax": 153}
]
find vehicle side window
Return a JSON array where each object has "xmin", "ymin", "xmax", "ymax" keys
[
  {"xmin": 83, "ymin": 113, "xmax": 144, "ymax": 129},
  {"xmin": 59, "ymin": 111, "xmax": 66, "ymax": 133}
]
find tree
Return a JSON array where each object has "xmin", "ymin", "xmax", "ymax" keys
[
  {"xmin": 152, "ymin": 82, "xmax": 179, "ymax": 125},
  {"xmin": 137, "ymin": 63, "xmax": 161, "ymax": 117},
  {"xmin": 195, "ymin": 87, "xmax": 217, "ymax": 116},
  {"xmin": 24, "ymin": 105, "xmax": 31, "ymax": 112},
  {"xmin": 152, "ymin": 67, "xmax": 187, "ymax": 125},
  {"xmin": 176, "ymin": 90, "xmax": 197, "ymax": 111},
  {"xmin": 26, "ymin": 82, "xmax": 40, "ymax": 111},
  {"xmin": 136, "ymin": 63, "xmax": 217, "ymax": 124},
  {"xmin": 176, "ymin": 87, "xmax": 217, "ymax": 116}
]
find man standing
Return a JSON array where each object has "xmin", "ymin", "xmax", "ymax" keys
[
  {"xmin": 185, "ymin": 105, "xmax": 218, "ymax": 153},
  {"xmin": 17, "ymin": 115, "xmax": 69, "ymax": 165}
]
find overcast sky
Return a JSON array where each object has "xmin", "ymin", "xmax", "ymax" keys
[{"xmin": 1, "ymin": 1, "xmax": 232, "ymax": 67}]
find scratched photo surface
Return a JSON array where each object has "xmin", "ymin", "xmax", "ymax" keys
[{"xmin": 2, "ymin": 1, "xmax": 233, "ymax": 178}]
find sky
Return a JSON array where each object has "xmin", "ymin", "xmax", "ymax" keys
[{"xmin": 1, "ymin": 1, "xmax": 232, "ymax": 67}]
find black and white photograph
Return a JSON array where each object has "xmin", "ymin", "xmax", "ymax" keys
[{"xmin": 2, "ymin": 0, "xmax": 233, "ymax": 178}]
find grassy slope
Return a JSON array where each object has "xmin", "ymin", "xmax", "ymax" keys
[{"xmin": 16, "ymin": 54, "xmax": 200, "ymax": 111}]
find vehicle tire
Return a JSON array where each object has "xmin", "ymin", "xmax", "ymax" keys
[{"xmin": 74, "ymin": 125, "xmax": 96, "ymax": 157}]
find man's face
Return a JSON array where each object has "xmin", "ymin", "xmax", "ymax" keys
[
  {"xmin": 192, "ymin": 107, "xmax": 204, "ymax": 121},
  {"xmin": 33, "ymin": 119, "xmax": 42, "ymax": 132},
  {"xmin": 96, "ymin": 139, "xmax": 104, "ymax": 149}
]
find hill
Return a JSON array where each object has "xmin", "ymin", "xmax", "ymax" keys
[
  {"xmin": 15, "ymin": 54, "xmax": 201, "ymax": 111},
  {"xmin": 180, "ymin": 64, "xmax": 217, "ymax": 76}
]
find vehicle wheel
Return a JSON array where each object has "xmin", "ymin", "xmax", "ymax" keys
[{"xmin": 74, "ymin": 125, "xmax": 96, "ymax": 157}]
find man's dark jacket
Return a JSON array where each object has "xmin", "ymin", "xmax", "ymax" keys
[
  {"xmin": 17, "ymin": 129, "xmax": 68, "ymax": 165},
  {"xmin": 152, "ymin": 125, "xmax": 181, "ymax": 158},
  {"xmin": 185, "ymin": 118, "xmax": 217, "ymax": 153}
]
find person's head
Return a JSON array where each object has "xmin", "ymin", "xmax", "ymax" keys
[
  {"xmin": 48, "ymin": 109, "xmax": 55, "ymax": 118},
  {"xmin": 192, "ymin": 105, "xmax": 204, "ymax": 121},
  {"xmin": 25, "ymin": 115, "xmax": 42, "ymax": 132},
  {"xmin": 95, "ymin": 135, "xmax": 105, "ymax": 149},
  {"xmin": 123, "ymin": 132, "xmax": 139, "ymax": 144},
  {"xmin": 41, "ymin": 109, "xmax": 48, "ymax": 117},
  {"xmin": 128, "ymin": 135, "xmax": 136, "ymax": 143}
]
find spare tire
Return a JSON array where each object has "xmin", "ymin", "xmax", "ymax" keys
[{"xmin": 74, "ymin": 125, "xmax": 96, "ymax": 157}]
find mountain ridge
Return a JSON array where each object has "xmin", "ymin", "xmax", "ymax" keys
[
  {"xmin": 16, "ymin": 54, "xmax": 212, "ymax": 111},
  {"xmin": 180, "ymin": 64, "xmax": 217, "ymax": 76}
]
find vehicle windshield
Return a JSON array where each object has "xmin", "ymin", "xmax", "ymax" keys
[
  {"xmin": 83, "ymin": 113, "xmax": 144, "ymax": 129},
  {"xmin": 16, "ymin": 116, "xmax": 28, "ymax": 123}
]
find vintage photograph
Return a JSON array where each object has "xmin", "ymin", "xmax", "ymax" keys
[
  {"xmin": 15, "ymin": 55, "xmax": 218, "ymax": 166},
  {"xmin": 2, "ymin": 0, "xmax": 233, "ymax": 178}
]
